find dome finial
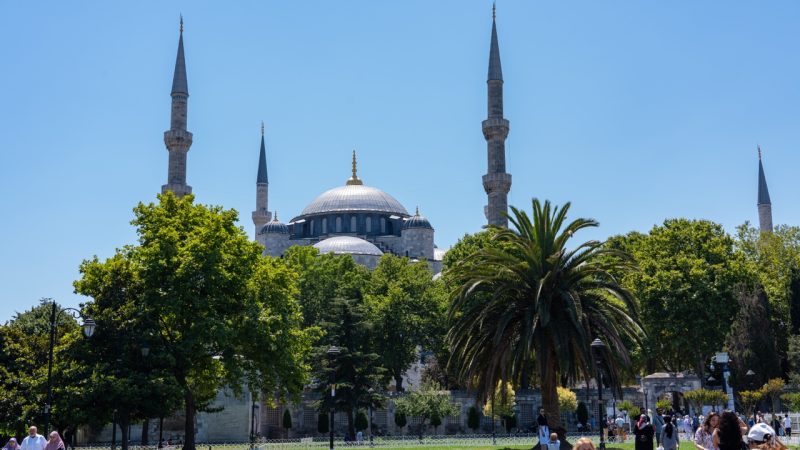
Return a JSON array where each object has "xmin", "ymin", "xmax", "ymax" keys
[
  {"xmin": 415, "ymin": 205, "xmax": 420, "ymax": 216},
  {"xmin": 347, "ymin": 150, "xmax": 363, "ymax": 185},
  {"xmin": 274, "ymin": 210, "xmax": 278, "ymax": 221}
]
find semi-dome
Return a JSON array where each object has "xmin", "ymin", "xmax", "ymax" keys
[
  {"xmin": 402, "ymin": 207, "xmax": 433, "ymax": 230},
  {"xmin": 260, "ymin": 217, "xmax": 289, "ymax": 235},
  {"xmin": 313, "ymin": 236, "xmax": 384, "ymax": 256}
]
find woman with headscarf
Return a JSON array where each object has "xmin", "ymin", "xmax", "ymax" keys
[
  {"xmin": 635, "ymin": 414, "xmax": 655, "ymax": 450},
  {"xmin": 3, "ymin": 438, "xmax": 20, "ymax": 450},
  {"xmin": 43, "ymin": 432, "xmax": 64, "ymax": 450}
]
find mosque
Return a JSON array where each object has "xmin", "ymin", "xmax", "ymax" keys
[{"xmin": 159, "ymin": 11, "xmax": 513, "ymax": 272}]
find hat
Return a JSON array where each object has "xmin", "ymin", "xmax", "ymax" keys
[{"xmin": 748, "ymin": 423, "xmax": 776, "ymax": 443}]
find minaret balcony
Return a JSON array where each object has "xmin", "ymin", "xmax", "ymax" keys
[
  {"xmin": 164, "ymin": 129, "xmax": 194, "ymax": 151},
  {"xmin": 481, "ymin": 118, "xmax": 509, "ymax": 139},
  {"xmin": 482, "ymin": 172, "xmax": 512, "ymax": 194}
]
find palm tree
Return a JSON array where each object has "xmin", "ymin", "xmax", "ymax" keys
[{"xmin": 446, "ymin": 199, "xmax": 642, "ymax": 440}]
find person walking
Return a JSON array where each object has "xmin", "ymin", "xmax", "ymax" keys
[
  {"xmin": 21, "ymin": 427, "xmax": 47, "ymax": 450},
  {"xmin": 635, "ymin": 415, "xmax": 655, "ymax": 450},
  {"xmin": 2, "ymin": 438, "xmax": 20, "ymax": 450},
  {"xmin": 694, "ymin": 412, "xmax": 720, "ymax": 450},
  {"xmin": 661, "ymin": 416, "xmax": 680, "ymax": 450},
  {"xmin": 653, "ymin": 409, "xmax": 666, "ymax": 446},
  {"xmin": 42, "ymin": 433, "xmax": 64, "ymax": 450},
  {"xmin": 783, "ymin": 414, "xmax": 791, "ymax": 438},
  {"xmin": 538, "ymin": 408, "xmax": 550, "ymax": 449}
]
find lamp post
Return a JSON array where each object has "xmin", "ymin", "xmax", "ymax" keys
[
  {"xmin": 327, "ymin": 346, "xmax": 340, "ymax": 450},
  {"xmin": 367, "ymin": 388, "xmax": 375, "ymax": 448},
  {"xmin": 591, "ymin": 338, "xmax": 607, "ymax": 450},
  {"xmin": 746, "ymin": 370, "xmax": 756, "ymax": 418},
  {"xmin": 44, "ymin": 301, "xmax": 96, "ymax": 435}
]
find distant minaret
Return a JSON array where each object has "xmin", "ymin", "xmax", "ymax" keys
[
  {"xmin": 757, "ymin": 146, "xmax": 773, "ymax": 232},
  {"xmin": 253, "ymin": 122, "xmax": 272, "ymax": 237},
  {"xmin": 482, "ymin": 4, "xmax": 512, "ymax": 228},
  {"xmin": 162, "ymin": 16, "xmax": 193, "ymax": 197}
]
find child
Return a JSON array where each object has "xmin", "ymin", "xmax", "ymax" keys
[{"xmin": 547, "ymin": 432, "xmax": 561, "ymax": 450}]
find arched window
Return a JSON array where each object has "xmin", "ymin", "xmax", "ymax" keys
[
  {"xmin": 351, "ymin": 216, "xmax": 357, "ymax": 233},
  {"xmin": 322, "ymin": 217, "xmax": 327, "ymax": 234},
  {"xmin": 310, "ymin": 220, "xmax": 315, "ymax": 235},
  {"xmin": 336, "ymin": 216, "xmax": 342, "ymax": 233},
  {"xmin": 365, "ymin": 216, "xmax": 371, "ymax": 233},
  {"xmin": 380, "ymin": 217, "xmax": 386, "ymax": 234}
]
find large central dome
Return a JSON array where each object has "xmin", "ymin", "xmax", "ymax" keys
[{"xmin": 297, "ymin": 184, "xmax": 409, "ymax": 217}]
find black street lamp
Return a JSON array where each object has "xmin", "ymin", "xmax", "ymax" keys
[
  {"xmin": 367, "ymin": 388, "xmax": 375, "ymax": 448},
  {"xmin": 44, "ymin": 301, "xmax": 96, "ymax": 435},
  {"xmin": 327, "ymin": 346, "xmax": 340, "ymax": 450},
  {"xmin": 591, "ymin": 338, "xmax": 607, "ymax": 450}
]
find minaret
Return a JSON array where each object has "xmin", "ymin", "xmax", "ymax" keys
[
  {"xmin": 162, "ymin": 16, "xmax": 193, "ymax": 197},
  {"xmin": 757, "ymin": 146, "xmax": 773, "ymax": 232},
  {"xmin": 482, "ymin": 4, "xmax": 512, "ymax": 228},
  {"xmin": 253, "ymin": 122, "xmax": 272, "ymax": 238}
]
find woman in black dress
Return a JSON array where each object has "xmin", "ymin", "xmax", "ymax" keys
[{"xmin": 635, "ymin": 414, "xmax": 655, "ymax": 450}]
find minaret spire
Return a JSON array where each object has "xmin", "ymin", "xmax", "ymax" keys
[
  {"xmin": 253, "ymin": 122, "xmax": 272, "ymax": 242},
  {"xmin": 482, "ymin": 5, "xmax": 511, "ymax": 227},
  {"xmin": 162, "ymin": 15, "xmax": 193, "ymax": 197},
  {"xmin": 757, "ymin": 145, "xmax": 773, "ymax": 232}
]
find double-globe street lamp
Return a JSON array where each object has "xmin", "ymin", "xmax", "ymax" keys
[
  {"xmin": 327, "ymin": 346, "xmax": 341, "ymax": 450},
  {"xmin": 591, "ymin": 338, "xmax": 607, "ymax": 450},
  {"xmin": 44, "ymin": 301, "xmax": 97, "ymax": 435}
]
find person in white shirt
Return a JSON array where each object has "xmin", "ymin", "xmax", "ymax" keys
[
  {"xmin": 20, "ymin": 427, "xmax": 47, "ymax": 450},
  {"xmin": 783, "ymin": 414, "xmax": 792, "ymax": 438}
]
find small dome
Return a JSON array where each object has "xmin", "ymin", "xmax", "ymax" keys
[
  {"xmin": 260, "ymin": 217, "xmax": 289, "ymax": 235},
  {"xmin": 402, "ymin": 207, "xmax": 433, "ymax": 230},
  {"xmin": 313, "ymin": 236, "xmax": 383, "ymax": 256}
]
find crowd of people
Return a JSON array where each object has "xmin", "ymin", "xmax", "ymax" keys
[{"xmin": 3, "ymin": 428, "xmax": 64, "ymax": 450}]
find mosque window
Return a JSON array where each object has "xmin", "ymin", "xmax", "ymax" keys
[
  {"xmin": 381, "ymin": 217, "xmax": 386, "ymax": 234},
  {"xmin": 351, "ymin": 216, "xmax": 357, "ymax": 233},
  {"xmin": 336, "ymin": 216, "xmax": 342, "ymax": 233},
  {"xmin": 322, "ymin": 217, "xmax": 327, "ymax": 234},
  {"xmin": 365, "ymin": 216, "xmax": 371, "ymax": 233},
  {"xmin": 310, "ymin": 220, "xmax": 315, "ymax": 235}
]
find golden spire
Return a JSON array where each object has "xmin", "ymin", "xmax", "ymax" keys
[
  {"xmin": 274, "ymin": 211, "xmax": 278, "ymax": 221},
  {"xmin": 346, "ymin": 150, "xmax": 363, "ymax": 185},
  {"xmin": 180, "ymin": 14, "xmax": 184, "ymax": 34},
  {"xmin": 415, "ymin": 206, "xmax": 420, "ymax": 216}
]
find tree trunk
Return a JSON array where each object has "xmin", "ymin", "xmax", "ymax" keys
[
  {"xmin": 346, "ymin": 408, "xmax": 355, "ymax": 441},
  {"xmin": 541, "ymin": 350, "xmax": 571, "ymax": 450},
  {"xmin": 394, "ymin": 371, "xmax": 404, "ymax": 392},
  {"xmin": 184, "ymin": 388, "xmax": 196, "ymax": 450},
  {"xmin": 119, "ymin": 414, "xmax": 131, "ymax": 450},
  {"xmin": 142, "ymin": 419, "xmax": 150, "ymax": 446}
]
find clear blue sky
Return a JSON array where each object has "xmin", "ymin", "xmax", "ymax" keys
[{"xmin": 2, "ymin": 1, "xmax": 800, "ymax": 320}]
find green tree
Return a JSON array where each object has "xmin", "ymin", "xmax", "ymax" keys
[
  {"xmin": 483, "ymin": 381, "xmax": 516, "ymax": 419},
  {"xmin": 354, "ymin": 410, "xmax": 368, "ymax": 432},
  {"xmin": 0, "ymin": 301, "xmax": 78, "ymax": 438},
  {"xmin": 446, "ymin": 199, "xmax": 642, "ymax": 438},
  {"xmin": 762, "ymin": 378, "xmax": 785, "ymax": 412},
  {"xmin": 111, "ymin": 193, "xmax": 313, "ymax": 450},
  {"xmin": 725, "ymin": 285, "xmax": 781, "ymax": 391},
  {"xmin": 740, "ymin": 390, "xmax": 764, "ymax": 415},
  {"xmin": 394, "ymin": 411, "xmax": 407, "ymax": 432},
  {"xmin": 781, "ymin": 393, "xmax": 800, "ymax": 412},
  {"xmin": 73, "ymin": 250, "xmax": 184, "ymax": 450},
  {"xmin": 314, "ymin": 296, "xmax": 383, "ymax": 439},
  {"xmin": 576, "ymin": 402, "xmax": 589, "ymax": 427},
  {"xmin": 366, "ymin": 255, "xmax": 445, "ymax": 391},
  {"xmin": 615, "ymin": 219, "xmax": 745, "ymax": 375},
  {"xmin": 557, "ymin": 387, "xmax": 578, "ymax": 413},
  {"xmin": 617, "ymin": 400, "xmax": 637, "ymax": 420},
  {"xmin": 317, "ymin": 412, "xmax": 329, "ymax": 434},
  {"xmin": 284, "ymin": 246, "xmax": 370, "ymax": 328},
  {"xmin": 283, "ymin": 409, "xmax": 293, "ymax": 435},
  {"xmin": 394, "ymin": 380, "xmax": 459, "ymax": 440},
  {"xmin": 467, "ymin": 406, "xmax": 481, "ymax": 432}
]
